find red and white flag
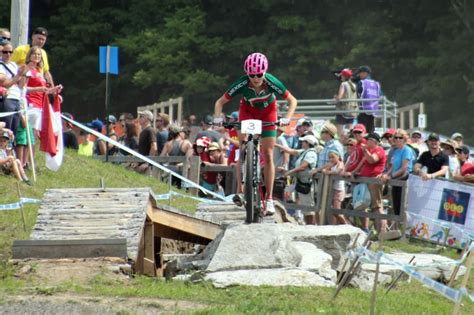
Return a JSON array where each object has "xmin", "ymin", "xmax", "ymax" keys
[{"xmin": 40, "ymin": 94, "xmax": 63, "ymax": 171}]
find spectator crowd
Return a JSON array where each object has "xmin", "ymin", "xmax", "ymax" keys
[{"xmin": 1, "ymin": 26, "xmax": 473, "ymax": 235}]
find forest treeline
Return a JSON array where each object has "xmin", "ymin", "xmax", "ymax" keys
[{"xmin": 1, "ymin": 0, "xmax": 473, "ymax": 140}]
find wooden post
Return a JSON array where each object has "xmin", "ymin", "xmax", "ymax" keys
[
  {"xmin": 333, "ymin": 234, "xmax": 372, "ymax": 298},
  {"xmin": 168, "ymin": 98, "xmax": 174, "ymax": 122},
  {"xmin": 385, "ymin": 256, "xmax": 415, "ymax": 296},
  {"xmin": 319, "ymin": 174, "xmax": 330, "ymax": 225},
  {"xmin": 188, "ymin": 156, "xmax": 201, "ymax": 196},
  {"xmin": 370, "ymin": 242, "xmax": 383, "ymax": 315},
  {"xmin": 452, "ymin": 248, "xmax": 474, "ymax": 315},
  {"xmin": 16, "ymin": 182, "xmax": 27, "ymax": 232},
  {"xmin": 143, "ymin": 220, "xmax": 156, "ymax": 277},
  {"xmin": 336, "ymin": 234, "xmax": 360, "ymax": 284},
  {"xmin": 177, "ymin": 97, "xmax": 183, "ymax": 124},
  {"xmin": 448, "ymin": 240, "xmax": 472, "ymax": 287}
]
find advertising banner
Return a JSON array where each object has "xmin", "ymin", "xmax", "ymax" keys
[{"xmin": 406, "ymin": 174, "xmax": 474, "ymax": 249}]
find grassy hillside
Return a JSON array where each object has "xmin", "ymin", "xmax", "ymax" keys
[
  {"xmin": 0, "ymin": 150, "xmax": 473, "ymax": 314},
  {"xmin": 0, "ymin": 149, "xmax": 197, "ymax": 275}
]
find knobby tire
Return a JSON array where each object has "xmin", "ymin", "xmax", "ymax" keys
[{"xmin": 244, "ymin": 140, "xmax": 256, "ymax": 223}]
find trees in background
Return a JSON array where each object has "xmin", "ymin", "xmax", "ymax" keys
[{"xmin": 0, "ymin": 0, "xmax": 472, "ymax": 140}]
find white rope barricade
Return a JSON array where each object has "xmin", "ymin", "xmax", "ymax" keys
[
  {"xmin": 346, "ymin": 246, "xmax": 474, "ymax": 303},
  {"xmin": 61, "ymin": 115, "xmax": 226, "ymax": 201},
  {"xmin": 0, "ymin": 197, "xmax": 41, "ymax": 211}
]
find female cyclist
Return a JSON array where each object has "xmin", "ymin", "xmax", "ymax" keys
[{"xmin": 214, "ymin": 52, "xmax": 297, "ymax": 214}]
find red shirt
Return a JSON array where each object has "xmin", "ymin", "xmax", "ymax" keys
[
  {"xmin": 345, "ymin": 141, "xmax": 365, "ymax": 172},
  {"xmin": 461, "ymin": 162, "xmax": 474, "ymax": 183},
  {"xmin": 359, "ymin": 146, "xmax": 386, "ymax": 177},
  {"xmin": 227, "ymin": 128, "xmax": 239, "ymax": 165},
  {"xmin": 199, "ymin": 151, "xmax": 218, "ymax": 184},
  {"xmin": 26, "ymin": 68, "xmax": 48, "ymax": 108}
]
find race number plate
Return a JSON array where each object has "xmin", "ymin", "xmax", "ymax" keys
[{"xmin": 241, "ymin": 119, "xmax": 262, "ymax": 135}]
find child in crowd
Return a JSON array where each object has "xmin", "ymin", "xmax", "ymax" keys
[
  {"xmin": 78, "ymin": 130, "xmax": 93, "ymax": 157},
  {"xmin": 0, "ymin": 132, "xmax": 31, "ymax": 185},
  {"xmin": 15, "ymin": 112, "xmax": 35, "ymax": 169},
  {"xmin": 321, "ymin": 150, "xmax": 349, "ymax": 225}
]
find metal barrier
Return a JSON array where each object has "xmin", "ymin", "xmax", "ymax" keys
[
  {"xmin": 278, "ymin": 97, "xmax": 398, "ymax": 130},
  {"xmin": 137, "ymin": 96, "xmax": 184, "ymax": 126}
]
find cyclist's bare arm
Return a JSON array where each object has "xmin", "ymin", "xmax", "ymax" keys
[
  {"xmin": 284, "ymin": 92, "xmax": 297, "ymax": 119},
  {"xmin": 214, "ymin": 95, "xmax": 230, "ymax": 118}
]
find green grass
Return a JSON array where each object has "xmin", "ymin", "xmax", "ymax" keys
[{"xmin": 0, "ymin": 150, "xmax": 473, "ymax": 314}]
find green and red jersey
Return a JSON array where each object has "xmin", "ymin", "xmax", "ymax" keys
[{"xmin": 224, "ymin": 73, "xmax": 290, "ymax": 109}]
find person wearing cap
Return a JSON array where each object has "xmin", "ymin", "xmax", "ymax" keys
[
  {"xmin": 224, "ymin": 111, "xmax": 240, "ymax": 166},
  {"xmin": 161, "ymin": 123, "xmax": 192, "ymax": 158},
  {"xmin": 344, "ymin": 124, "xmax": 367, "ymax": 174},
  {"xmin": 409, "ymin": 130, "xmax": 427, "ymax": 155},
  {"xmin": 356, "ymin": 65, "xmax": 381, "ymax": 134},
  {"xmin": 334, "ymin": 68, "xmax": 357, "ymax": 137},
  {"xmin": 358, "ymin": 132, "xmax": 387, "ymax": 233},
  {"xmin": 0, "ymin": 131, "xmax": 31, "ymax": 185},
  {"xmin": 441, "ymin": 139, "xmax": 461, "ymax": 179},
  {"xmin": 85, "ymin": 119, "xmax": 106, "ymax": 155},
  {"xmin": 78, "ymin": 129, "xmax": 93, "ymax": 157},
  {"xmin": 195, "ymin": 114, "xmax": 223, "ymax": 145},
  {"xmin": 451, "ymin": 132, "xmax": 464, "ymax": 147},
  {"xmin": 104, "ymin": 114, "xmax": 118, "ymax": 155},
  {"xmin": 413, "ymin": 133, "xmax": 449, "ymax": 180},
  {"xmin": 281, "ymin": 134, "xmax": 318, "ymax": 224},
  {"xmin": 453, "ymin": 146, "xmax": 474, "ymax": 183},
  {"xmin": 11, "ymin": 27, "xmax": 54, "ymax": 86},
  {"xmin": 316, "ymin": 123, "xmax": 343, "ymax": 169}
]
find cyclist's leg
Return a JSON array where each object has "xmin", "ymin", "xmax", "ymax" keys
[{"xmin": 261, "ymin": 136, "xmax": 276, "ymax": 199}]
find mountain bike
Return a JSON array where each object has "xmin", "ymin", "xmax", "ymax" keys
[{"xmin": 223, "ymin": 119, "xmax": 279, "ymax": 223}]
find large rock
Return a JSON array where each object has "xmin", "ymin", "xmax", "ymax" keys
[
  {"xmin": 204, "ymin": 268, "xmax": 335, "ymax": 288},
  {"xmin": 204, "ymin": 223, "xmax": 365, "ymax": 272},
  {"xmin": 349, "ymin": 252, "xmax": 466, "ymax": 290}
]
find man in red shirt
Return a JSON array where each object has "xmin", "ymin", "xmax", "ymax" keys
[{"xmin": 358, "ymin": 132, "xmax": 387, "ymax": 233}]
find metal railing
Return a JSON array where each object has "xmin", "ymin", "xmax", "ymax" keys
[{"xmin": 278, "ymin": 97, "xmax": 398, "ymax": 130}]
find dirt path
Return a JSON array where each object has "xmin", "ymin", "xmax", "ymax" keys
[{"xmin": 0, "ymin": 294, "xmax": 206, "ymax": 314}]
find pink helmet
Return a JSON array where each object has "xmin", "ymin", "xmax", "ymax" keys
[
  {"xmin": 244, "ymin": 52, "xmax": 268, "ymax": 75},
  {"xmin": 340, "ymin": 68, "xmax": 352, "ymax": 78}
]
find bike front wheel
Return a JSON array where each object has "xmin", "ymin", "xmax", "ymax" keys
[{"xmin": 244, "ymin": 140, "xmax": 259, "ymax": 223}]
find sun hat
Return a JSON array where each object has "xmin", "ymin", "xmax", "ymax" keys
[
  {"xmin": 321, "ymin": 123, "xmax": 337, "ymax": 137},
  {"xmin": 352, "ymin": 124, "xmax": 366, "ymax": 134},
  {"xmin": 299, "ymin": 134, "xmax": 318, "ymax": 146},
  {"xmin": 208, "ymin": 142, "xmax": 220, "ymax": 151},
  {"xmin": 138, "ymin": 110, "xmax": 154, "ymax": 121}
]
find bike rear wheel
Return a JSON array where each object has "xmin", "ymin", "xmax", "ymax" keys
[{"xmin": 244, "ymin": 140, "xmax": 259, "ymax": 223}]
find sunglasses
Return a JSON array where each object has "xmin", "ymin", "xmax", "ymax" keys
[
  {"xmin": 352, "ymin": 131, "xmax": 363, "ymax": 134},
  {"xmin": 411, "ymin": 135, "xmax": 421, "ymax": 138},
  {"xmin": 2, "ymin": 36, "xmax": 10, "ymax": 41},
  {"xmin": 248, "ymin": 73, "xmax": 264, "ymax": 78},
  {"xmin": 394, "ymin": 136, "xmax": 404, "ymax": 140},
  {"xmin": 2, "ymin": 51, "xmax": 13, "ymax": 54},
  {"xmin": 345, "ymin": 144, "xmax": 354, "ymax": 147}
]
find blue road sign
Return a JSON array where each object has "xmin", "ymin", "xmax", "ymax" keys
[{"xmin": 99, "ymin": 46, "xmax": 119, "ymax": 75}]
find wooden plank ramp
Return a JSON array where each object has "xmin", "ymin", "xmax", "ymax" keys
[{"xmin": 13, "ymin": 187, "xmax": 223, "ymax": 277}]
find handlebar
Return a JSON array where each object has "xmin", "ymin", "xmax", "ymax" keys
[{"xmin": 222, "ymin": 121, "xmax": 281, "ymax": 130}]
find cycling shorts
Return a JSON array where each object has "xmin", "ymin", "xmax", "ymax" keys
[{"xmin": 238, "ymin": 99, "xmax": 277, "ymax": 138}]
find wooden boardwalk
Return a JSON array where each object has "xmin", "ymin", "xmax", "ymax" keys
[{"xmin": 13, "ymin": 187, "xmax": 222, "ymax": 276}]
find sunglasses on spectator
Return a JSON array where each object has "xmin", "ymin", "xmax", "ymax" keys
[
  {"xmin": 2, "ymin": 51, "xmax": 13, "ymax": 54},
  {"xmin": 352, "ymin": 131, "xmax": 363, "ymax": 134},
  {"xmin": 248, "ymin": 73, "xmax": 264, "ymax": 78},
  {"xmin": 155, "ymin": 119, "xmax": 163, "ymax": 122},
  {"xmin": 394, "ymin": 136, "xmax": 404, "ymax": 140},
  {"xmin": 411, "ymin": 135, "xmax": 421, "ymax": 139},
  {"xmin": 2, "ymin": 36, "xmax": 10, "ymax": 40},
  {"xmin": 345, "ymin": 144, "xmax": 354, "ymax": 147}
]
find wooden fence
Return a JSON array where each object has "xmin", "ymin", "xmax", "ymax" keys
[
  {"xmin": 137, "ymin": 96, "xmax": 184, "ymax": 126},
  {"xmin": 93, "ymin": 155, "xmax": 237, "ymax": 196},
  {"xmin": 282, "ymin": 173, "xmax": 408, "ymax": 226}
]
